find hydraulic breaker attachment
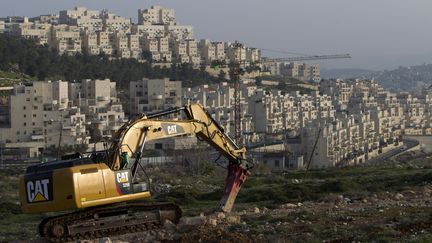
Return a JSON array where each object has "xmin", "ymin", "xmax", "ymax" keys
[{"xmin": 219, "ymin": 162, "xmax": 251, "ymax": 212}]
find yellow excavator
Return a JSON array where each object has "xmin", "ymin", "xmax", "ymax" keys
[{"xmin": 19, "ymin": 103, "xmax": 253, "ymax": 241}]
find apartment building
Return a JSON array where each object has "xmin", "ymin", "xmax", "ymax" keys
[
  {"xmin": 183, "ymin": 82, "xmax": 254, "ymax": 139},
  {"xmin": 0, "ymin": 81, "xmax": 89, "ymax": 155},
  {"xmin": 278, "ymin": 62, "xmax": 320, "ymax": 82},
  {"xmin": 130, "ymin": 78, "xmax": 182, "ymax": 114},
  {"xmin": 133, "ymin": 25, "xmax": 165, "ymax": 38},
  {"xmin": 138, "ymin": 5, "xmax": 176, "ymax": 26},
  {"xmin": 30, "ymin": 14, "xmax": 59, "ymax": 24},
  {"xmin": 59, "ymin": 6, "xmax": 102, "ymax": 30},
  {"xmin": 50, "ymin": 25, "xmax": 81, "ymax": 54},
  {"xmin": 100, "ymin": 10, "xmax": 130, "ymax": 32},
  {"xmin": 81, "ymin": 31, "xmax": 99, "ymax": 55},
  {"xmin": 0, "ymin": 21, "xmax": 4, "ymax": 33},
  {"xmin": 227, "ymin": 42, "xmax": 247, "ymax": 63},
  {"xmin": 198, "ymin": 39, "xmax": 217, "ymax": 64},
  {"xmin": 167, "ymin": 25, "xmax": 193, "ymax": 40}
]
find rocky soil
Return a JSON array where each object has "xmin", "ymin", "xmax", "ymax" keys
[{"xmin": 68, "ymin": 185, "xmax": 432, "ymax": 243}]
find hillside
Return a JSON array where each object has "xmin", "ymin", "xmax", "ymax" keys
[
  {"xmin": 320, "ymin": 68, "xmax": 374, "ymax": 79},
  {"xmin": 371, "ymin": 64, "xmax": 432, "ymax": 91},
  {"xmin": 0, "ymin": 34, "xmax": 223, "ymax": 88}
]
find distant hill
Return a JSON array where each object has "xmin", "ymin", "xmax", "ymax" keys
[
  {"xmin": 0, "ymin": 34, "xmax": 223, "ymax": 88},
  {"xmin": 320, "ymin": 68, "xmax": 374, "ymax": 79},
  {"xmin": 322, "ymin": 64, "xmax": 432, "ymax": 91},
  {"xmin": 369, "ymin": 64, "xmax": 432, "ymax": 91}
]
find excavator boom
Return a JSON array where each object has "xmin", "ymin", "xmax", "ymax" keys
[{"xmin": 108, "ymin": 104, "xmax": 252, "ymax": 212}]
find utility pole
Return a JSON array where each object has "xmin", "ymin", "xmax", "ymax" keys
[
  {"xmin": 57, "ymin": 111, "xmax": 63, "ymax": 160},
  {"xmin": 229, "ymin": 61, "xmax": 242, "ymax": 146},
  {"xmin": 229, "ymin": 42, "xmax": 244, "ymax": 146},
  {"xmin": 0, "ymin": 147, "xmax": 3, "ymax": 169}
]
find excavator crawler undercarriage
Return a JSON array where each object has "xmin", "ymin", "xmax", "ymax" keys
[{"xmin": 39, "ymin": 202, "xmax": 181, "ymax": 242}]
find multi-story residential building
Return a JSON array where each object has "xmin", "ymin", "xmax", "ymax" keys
[
  {"xmin": 138, "ymin": 5, "xmax": 176, "ymax": 26},
  {"xmin": 30, "ymin": 14, "xmax": 59, "ymax": 24},
  {"xmin": 0, "ymin": 20, "xmax": 4, "ymax": 33},
  {"xmin": 278, "ymin": 62, "xmax": 320, "ymax": 82},
  {"xmin": 199, "ymin": 39, "xmax": 216, "ymax": 64},
  {"xmin": 7, "ymin": 22, "xmax": 51, "ymax": 45},
  {"xmin": 133, "ymin": 25, "xmax": 165, "ymax": 38},
  {"xmin": 183, "ymin": 82, "xmax": 254, "ymax": 139},
  {"xmin": 129, "ymin": 78, "xmax": 182, "ymax": 114},
  {"xmin": 0, "ymin": 81, "xmax": 89, "ymax": 155},
  {"xmin": 81, "ymin": 31, "xmax": 99, "ymax": 55},
  {"xmin": 50, "ymin": 25, "xmax": 81, "ymax": 54},
  {"xmin": 246, "ymin": 48, "xmax": 261, "ymax": 63},
  {"xmin": 214, "ymin": 42, "xmax": 226, "ymax": 61},
  {"xmin": 167, "ymin": 25, "xmax": 193, "ymax": 40},
  {"xmin": 69, "ymin": 79, "xmax": 126, "ymax": 140},
  {"xmin": 227, "ymin": 42, "xmax": 247, "ymax": 63},
  {"xmin": 59, "ymin": 6, "xmax": 102, "ymax": 30},
  {"xmin": 100, "ymin": 10, "xmax": 130, "ymax": 32}
]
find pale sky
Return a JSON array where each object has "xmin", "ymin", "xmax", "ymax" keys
[{"xmin": 1, "ymin": 0, "xmax": 431, "ymax": 70}]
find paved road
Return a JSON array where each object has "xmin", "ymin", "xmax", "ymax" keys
[{"xmin": 366, "ymin": 138, "xmax": 419, "ymax": 164}]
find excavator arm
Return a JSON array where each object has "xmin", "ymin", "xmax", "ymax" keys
[{"xmin": 107, "ymin": 103, "xmax": 253, "ymax": 212}]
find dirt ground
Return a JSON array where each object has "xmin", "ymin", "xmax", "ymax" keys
[{"xmin": 100, "ymin": 185, "xmax": 432, "ymax": 243}]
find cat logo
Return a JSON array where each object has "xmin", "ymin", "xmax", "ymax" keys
[
  {"xmin": 26, "ymin": 179, "xmax": 51, "ymax": 203},
  {"xmin": 166, "ymin": 125, "xmax": 177, "ymax": 135},
  {"xmin": 116, "ymin": 171, "xmax": 129, "ymax": 183}
]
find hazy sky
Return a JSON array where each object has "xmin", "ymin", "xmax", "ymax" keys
[{"xmin": 1, "ymin": 0, "xmax": 431, "ymax": 70}]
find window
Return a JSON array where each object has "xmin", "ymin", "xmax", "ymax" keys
[
  {"xmin": 33, "ymin": 114, "xmax": 36, "ymax": 118},
  {"xmin": 155, "ymin": 143, "xmax": 163, "ymax": 150},
  {"xmin": 275, "ymin": 160, "xmax": 280, "ymax": 168},
  {"xmin": 24, "ymin": 114, "xmax": 26, "ymax": 118},
  {"xmin": 23, "ymin": 122, "xmax": 26, "ymax": 126},
  {"xmin": 23, "ymin": 106, "xmax": 26, "ymax": 110}
]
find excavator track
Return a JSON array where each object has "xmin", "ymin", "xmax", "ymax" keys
[{"xmin": 39, "ymin": 202, "xmax": 182, "ymax": 242}]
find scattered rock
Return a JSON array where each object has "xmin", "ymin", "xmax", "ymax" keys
[
  {"xmin": 179, "ymin": 216, "xmax": 206, "ymax": 226},
  {"xmin": 178, "ymin": 216, "xmax": 206, "ymax": 232},
  {"xmin": 395, "ymin": 193, "xmax": 404, "ymax": 200},
  {"xmin": 207, "ymin": 218, "xmax": 218, "ymax": 226},
  {"xmin": 281, "ymin": 203, "xmax": 298, "ymax": 209},
  {"xmin": 98, "ymin": 237, "xmax": 112, "ymax": 243},
  {"xmin": 254, "ymin": 207, "xmax": 260, "ymax": 214},
  {"xmin": 216, "ymin": 212, "xmax": 226, "ymax": 219},
  {"xmin": 163, "ymin": 219, "xmax": 176, "ymax": 231},
  {"xmin": 226, "ymin": 215, "xmax": 241, "ymax": 224}
]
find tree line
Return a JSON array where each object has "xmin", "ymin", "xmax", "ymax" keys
[{"xmin": 0, "ymin": 34, "xmax": 226, "ymax": 88}]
